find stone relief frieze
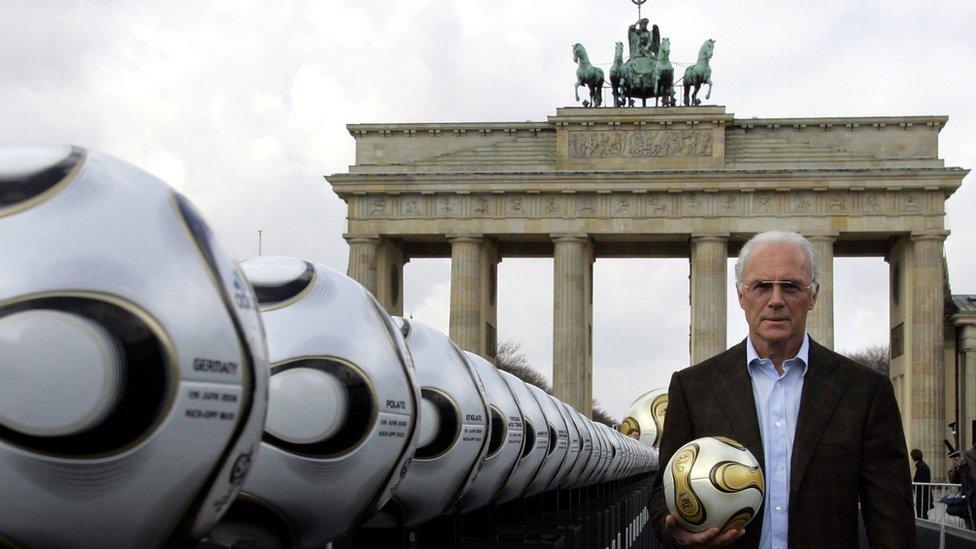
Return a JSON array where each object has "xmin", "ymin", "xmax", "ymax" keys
[
  {"xmin": 437, "ymin": 196, "xmax": 456, "ymax": 217},
  {"xmin": 683, "ymin": 193, "xmax": 705, "ymax": 216},
  {"xmin": 353, "ymin": 189, "xmax": 935, "ymax": 221},
  {"xmin": 826, "ymin": 194, "xmax": 848, "ymax": 213},
  {"xmin": 367, "ymin": 196, "xmax": 389, "ymax": 217},
  {"xmin": 472, "ymin": 196, "xmax": 490, "ymax": 215},
  {"xmin": 567, "ymin": 130, "xmax": 713, "ymax": 158},
  {"xmin": 789, "ymin": 192, "xmax": 814, "ymax": 214},
  {"xmin": 720, "ymin": 194, "xmax": 738, "ymax": 214},
  {"xmin": 902, "ymin": 192, "xmax": 922, "ymax": 213},
  {"xmin": 612, "ymin": 195, "xmax": 632, "ymax": 216},
  {"xmin": 402, "ymin": 196, "xmax": 423, "ymax": 216},
  {"xmin": 577, "ymin": 195, "xmax": 596, "ymax": 215},
  {"xmin": 543, "ymin": 196, "xmax": 560, "ymax": 215},
  {"xmin": 646, "ymin": 194, "xmax": 670, "ymax": 215},
  {"xmin": 751, "ymin": 192, "xmax": 777, "ymax": 214},
  {"xmin": 860, "ymin": 192, "xmax": 886, "ymax": 214},
  {"xmin": 507, "ymin": 195, "xmax": 524, "ymax": 215}
]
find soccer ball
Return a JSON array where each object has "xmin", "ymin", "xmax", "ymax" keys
[
  {"xmin": 456, "ymin": 351, "xmax": 524, "ymax": 513},
  {"xmin": 0, "ymin": 145, "xmax": 268, "ymax": 546},
  {"xmin": 522, "ymin": 384, "xmax": 569, "ymax": 496},
  {"xmin": 663, "ymin": 436, "xmax": 764, "ymax": 533},
  {"xmin": 391, "ymin": 318, "xmax": 490, "ymax": 526},
  {"xmin": 494, "ymin": 372, "xmax": 550, "ymax": 503},
  {"xmin": 620, "ymin": 387, "xmax": 669, "ymax": 448},
  {"xmin": 215, "ymin": 257, "xmax": 420, "ymax": 546}
]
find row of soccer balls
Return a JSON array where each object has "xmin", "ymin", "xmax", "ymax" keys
[{"xmin": 0, "ymin": 146, "xmax": 660, "ymax": 548}]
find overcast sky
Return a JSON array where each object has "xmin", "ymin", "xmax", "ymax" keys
[{"xmin": 3, "ymin": 0, "xmax": 973, "ymax": 419}]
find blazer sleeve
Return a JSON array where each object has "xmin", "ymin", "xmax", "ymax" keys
[
  {"xmin": 858, "ymin": 375, "xmax": 916, "ymax": 548},
  {"xmin": 650, "ymin": 371, "xmax": 696, "ymax": 547}
]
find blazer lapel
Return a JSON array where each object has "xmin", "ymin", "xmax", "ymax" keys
[
  {"xmin": 711, "ymin": 340, "xmax": 765, "ymax": 472},
  {"xmin": 789, "ymin": 339, "xmax": 846, "ymax": 498}
]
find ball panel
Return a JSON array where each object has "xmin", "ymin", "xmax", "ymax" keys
[
  {"xmin": 0, "ymin": 310, "xmax": 124, "ymax": 437},
  {"xmin": 709, "ymin": 460, "xmax": 764, "ymax": 494},
  {"xmin": 670, "ymin": 443, "xmax": 707, "ymax": 528},
  {"xmin": 0, "ymin": 145, "xmax": 82, "ymax": 216}
]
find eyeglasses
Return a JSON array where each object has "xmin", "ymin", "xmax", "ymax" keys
[{"xmin": 739, "ymin": 280, "xmax": 817, "ymax": 299}]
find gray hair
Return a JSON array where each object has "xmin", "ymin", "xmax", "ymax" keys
[{"xmin": 734, "ymin": 231, "xmax": 819, "ymax": 286}]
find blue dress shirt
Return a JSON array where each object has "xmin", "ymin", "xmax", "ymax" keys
[{"xmin": 746, "ymin": 334, "xmax": 809, "ymax": 549}]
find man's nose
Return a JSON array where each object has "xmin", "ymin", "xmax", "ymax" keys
[{"xmin": 767, "ymin": 284, "xmax": 787, "ymax": 306}]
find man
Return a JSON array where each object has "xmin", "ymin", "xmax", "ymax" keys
[
  {"xmin": 911, "ymin": 449, "xmax": 933, "ymax": 519},
  {"xmin": 948, "ymin": 446, "xmax": 976, "ymax": 528},
  {"xmin": 650, "ymin": 231, "xmax": 915, "ymax": 548}
]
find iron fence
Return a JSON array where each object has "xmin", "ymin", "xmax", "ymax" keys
[{"xmin": 913, "ymin": 482, "xmax": 972, "ymax": 528}]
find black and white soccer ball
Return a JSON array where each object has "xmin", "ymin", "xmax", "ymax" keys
[
  {"xmin": 215, "ymin": 257, "xmax": 421, "ymax": 546},
  {"xmin": 390, "ymin": 319, "xmax": 490, "ymax": 526},
  {"xmin": 0, "ymin": 145, "xmax": 269, "ymax": 547}
]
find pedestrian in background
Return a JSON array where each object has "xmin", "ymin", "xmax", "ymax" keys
[{"xmin": 911, "ymin": 449, "xmax": 933, "ymax": 519}]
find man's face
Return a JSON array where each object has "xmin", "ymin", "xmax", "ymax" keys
[{"xmin": 737, "ymin": 243, "xmax": 817, "ymax": 347}]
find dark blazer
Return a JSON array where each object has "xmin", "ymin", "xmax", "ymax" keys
[{"xmin": 650, "ymin": 338, "xmax": 916, "ymax": 548}]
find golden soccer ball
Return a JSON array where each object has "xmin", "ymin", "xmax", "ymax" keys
[
  {"xmin": 619, "ymin": 387, "xmax": 668, "ymax": 448},
  {"xmin": 663, "ymin": 436, "xmax": 764, "ymax": 533}
]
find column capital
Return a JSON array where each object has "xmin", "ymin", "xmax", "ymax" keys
[
  {"xmin": 804, "ymin": 232, "xmax": 840, "ymax": 242},
  {"xmin": 343, "ymin": 233, "xmax": 381, "ymax": 244},
  {"xmin": 911, "ymin": 230, "xmax": 950, "ymax": 242},
  {"xmin": 691, "ymin": 232, "xmax": 729, "ymax": 242},
  {"xmin": 447, "ymin": 233, "xmax": 484, "ymax": 244},
  {"xmin": 551, "ymin": 233, "xmax": 591, "ymax": 244},
  {"xmin": 958, "ymin": 322, "xmax": 976, "ymax": 346}
]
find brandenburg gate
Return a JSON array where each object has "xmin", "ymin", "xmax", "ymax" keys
[{"xmin": 327, "ymin": 106, "xmax": 967, "ymax": 470}]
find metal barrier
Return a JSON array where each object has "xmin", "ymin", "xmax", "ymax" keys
[{"xmin": 913, "ymin": 482, "xmax": 972, "ymax": 529}]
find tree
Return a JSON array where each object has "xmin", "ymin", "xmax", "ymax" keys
[
  {"xmin": 845, "ymin": 345, "xmax": 890, "ymax": 375},
  {"xmin": 495, "ymin": 340, "xmax": 619, "ymax": 427}
]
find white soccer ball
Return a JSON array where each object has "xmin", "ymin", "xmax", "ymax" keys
[
  {"xmin": 620, "ymin": 387, "xmax": 668, "ymax": 448},
  {"xmin": 217, "ymin": 257, "xmax": 420, "ymax": 546},
  {"xmin": 0, "ymin": 145, "xmax": 269, "ymax": 547},
  {"xmin": 391, "ymin": 318, "xmax": 490, "ymax": 526},
  {"xmin": 663, "ymin": 436, "xmax": 765, "ymax": 533}
]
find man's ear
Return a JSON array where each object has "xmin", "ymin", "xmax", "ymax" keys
[{"xmin": 809, "ymin": 282, "xmax": 820, "ymax": 309}]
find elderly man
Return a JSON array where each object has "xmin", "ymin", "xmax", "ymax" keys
[{"xmin": 650, "ymin": 231, "xmax": 915, "ymax": 548}]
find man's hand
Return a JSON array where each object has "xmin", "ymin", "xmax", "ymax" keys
[{"xmin": 665, "ymin": 515, "xmax": 745, "ymax": 547}]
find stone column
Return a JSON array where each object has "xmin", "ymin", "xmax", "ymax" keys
[
  {"xmin": 449, "ymin": 235, "xmax": 483, "ymax": 354},
  {"xmin": 911, "ymin": 232, "xmax": 947, "ymax": 477},
  {"xmin": 346, "ymin": 235, "xmax": 380, "ymax": 296},
  {"xmin": 959, "ymin": 324, "xmax": 976, "ymax": 451},
  {"xmin": 375, "ymin": 241, "xmax": 407, "ymax": 316},
  {"xmin": 479, "ymin": 241, "xmax": 500, "ymax": 360},
  {"xmin": 690, "ymin": 234, "xmax": 728, "ymax": 364},
  {"xmin": 552, "ymin": 234, "xmax": 593, "ymax": 415},
  {"xmin": 806, "ymin": 234, "xmax": 837, "ymax": 349}
]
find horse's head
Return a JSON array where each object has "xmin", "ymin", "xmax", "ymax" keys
[
  {"xmin": 700, "ymin": 39, "xmax": 715, "ymax": 60},
  {"xmin": 572, "ymin": 43, "xmax": 583, "ymax": 63},
  {"xmin": 614, "ymin": 41, "xmax": 623, "ymax": 56},
  {"xmin": 660, "ymin": 37, "xmax": 670, "ymax": 57}
]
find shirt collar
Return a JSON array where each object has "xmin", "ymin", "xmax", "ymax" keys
[{"xmin": 746, "ymin": 333, "xmax": 810, "ymax": 375}]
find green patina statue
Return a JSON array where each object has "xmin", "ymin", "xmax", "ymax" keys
[
  {"xmin": 574, "ymin": 8, "xmax": 716, "ymax": 108},
  {"xmin": 650, "ymin": 37, "xmax": 675, "ymax": 107},
  {"xmin": 616, "ymin": 20, "xmax": 674, "ymax": 107},
  {"xmin": 610, "ymin": 42, "xmax": 625, "ymax": 107},
  {"xmin": 573, "ymin": 43, "xmax": 605, "ymax": 107},
  {"xmin": 683, "ymin": 39, "xmax": 715, "ymax": 106}
]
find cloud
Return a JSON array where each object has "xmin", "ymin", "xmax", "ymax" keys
[{"xmin": 1, "ymin": 0, "xmax": 972, "ymax": 421}]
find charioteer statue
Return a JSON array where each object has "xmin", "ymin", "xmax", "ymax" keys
[{"xmin": 575, "ymin": 1, "xmax": 716, "ymax": 108}]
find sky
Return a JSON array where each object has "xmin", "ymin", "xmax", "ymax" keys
[{"xmin": 2, "ymin": 0, "xmax": 974, "ymax": 420}]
